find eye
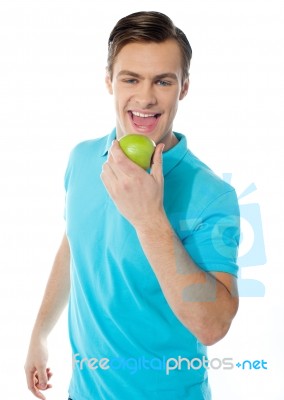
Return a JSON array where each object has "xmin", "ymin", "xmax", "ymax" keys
[
  {"xmin": 156, "ymin": 80, "xmax": 172, "ymax": 87},
  {"xmin": 123, "ymin": 78, "xmax": 138, "ymax": 84}
]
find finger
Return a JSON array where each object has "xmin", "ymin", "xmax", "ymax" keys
[
  {"xmin": 36, "ymin": 367, "xmax": 48, "ymax": 390},
  {"xmin": 46, "ymin": 367, "xmax": 53, "ymax": 379},
  {"xmin": 25, "ymin": 366, "xmax": 35, "ymax": 388},
  {"xmin": 102, "ymin": 157, "xmax": 118, "ymax": 181},
  {"xmin": 150, "ymin": 143, "xmax": 165, "ymax": 179},
  {"xmin": 110, "ymin": 140, "xmax": 143, "ymax": 175},
  {"xmin": 101, "ymin": 161, "xmax": 118, "ymax": 198},
  {"xmin": 39, "ymin": 368, "xmax": 53, "ymax": 389},
  {"xmin": 26, "ymin": 371, "xmax": 46, "ymax": 400},
  {"xmin": 33, "ymin": 387, "xmax": 47, "ymax": 400}
]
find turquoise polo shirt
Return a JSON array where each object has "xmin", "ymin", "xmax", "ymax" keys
[{"xmin": 64, "ymin": 129, "xmax": 240, "ymax": 400}]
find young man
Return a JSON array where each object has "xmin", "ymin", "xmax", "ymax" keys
[{"xmin": 25, "ymin": 11, "xmax": 240, "ymax": 400}]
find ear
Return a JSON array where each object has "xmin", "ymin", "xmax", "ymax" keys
[
  {"xmin": 179, "ymin": 78, "xmax": 189, "ymax": 100},
  {"xmin": 105, "ymin": 71, "xmax": 113, "ymax": 94}
]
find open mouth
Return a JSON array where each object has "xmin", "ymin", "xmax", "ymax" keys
[{"xmin": 128, "ymin": 111, "xmax": 161, "ymax": 130}]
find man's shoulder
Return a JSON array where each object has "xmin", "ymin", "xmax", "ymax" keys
[
  {"xmin": 66, "ymin": 132, "xmax": 114, "ymax": 170},
  {"xmin": 171, "ymin": 146, "xmax": 239, "ymax": 233},
  {"xmin": 70, "ymin": 133, "xmax": 110, "ymax": 158},
  {"xmin": 179, "ymin": 146, "xmax": 235, "ymax": 197}
]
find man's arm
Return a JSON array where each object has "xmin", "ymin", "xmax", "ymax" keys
[
  {"xmin": 101, "ymin": 141, "xmax": 239, "ymax": 346},
  {"xmin": 136, "ymin": 217, "xmax": 238, "ymax": 345},
  {"xmin": 24, "ymin": 232, "xmax": 70, "ymax": 400}
]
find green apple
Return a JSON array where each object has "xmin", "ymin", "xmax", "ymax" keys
[{"xmin": 118, "ymin": 134, "xmax": 156, "ymax": 170}]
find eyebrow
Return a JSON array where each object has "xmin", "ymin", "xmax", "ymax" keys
[{"xmin": 117, "ymin": 70, "xmax": 178, "ymax": 81}]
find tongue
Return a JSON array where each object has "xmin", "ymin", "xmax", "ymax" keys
[{"xmin": 132, "ymin": 114, "xmax": 156, "ymax": 126}]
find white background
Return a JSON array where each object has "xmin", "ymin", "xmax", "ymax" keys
[{"xmin": 0, "ymin": 0, "xmax": 283, "ymax": 399}]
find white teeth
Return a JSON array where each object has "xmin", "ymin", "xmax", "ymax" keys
[{"xmin": 132, "ymin": 111, "xmax": 156, "ymax": 118}]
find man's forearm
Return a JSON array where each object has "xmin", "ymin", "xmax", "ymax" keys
[
  {"xmin": 136, "ymin": 213, "xmax": 238, "ymax": 346},
  {"xmin": 30, "ymin": 233, "xmax": 70, "ymax": 341}
]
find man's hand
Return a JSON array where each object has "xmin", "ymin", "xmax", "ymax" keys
[
  {"xmin": 24, "ymin": 337, "xmax": 52, "ymax": 400},
  {"xmin": 101, "ymin": 140, "xmax": 165, "ymax": 230}
]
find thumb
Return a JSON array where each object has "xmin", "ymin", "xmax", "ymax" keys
[
  {"xmin": 37, "ymin": 368, "xmax": 48, "ymax": 389},
  {"xmin": 150, "ymin": 143, "xmax": 165, "ymax": 178}
]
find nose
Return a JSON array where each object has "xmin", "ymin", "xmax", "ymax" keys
[{"xmin": 134, "ymin": 81, "xmax": 157, "ymax": 108}]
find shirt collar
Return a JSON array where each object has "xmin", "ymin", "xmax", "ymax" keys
[
  {"xmin": 101, "ymin": 128, "xmax": 117, "ymax": 157},
  {"xmin": 162, "ymin": 132, "xmax": 188, "ymax": 176},
  {"xmin": 101, "ymin": 129, "xmax": 188, "ymax": 176}
]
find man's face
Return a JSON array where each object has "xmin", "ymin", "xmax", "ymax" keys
[{"xmin": 105, "ymin": 39, "xmax": 189, "ymax": 150}]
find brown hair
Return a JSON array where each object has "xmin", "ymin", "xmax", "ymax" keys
[{"xmin": 107, "ymin": 11, "xmax": 192, "ymax": 83}]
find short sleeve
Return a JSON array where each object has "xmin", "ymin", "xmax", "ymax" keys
[
  {"xmin": 63, "ymin": 148, "xmax": 74, "ymax": 220},
  {"xmin": 182, "ymin": 189, "xmax": 240, "ymax": 277}
]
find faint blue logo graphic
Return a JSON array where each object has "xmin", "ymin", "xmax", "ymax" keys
[{"xmin": 222, "ymin": 173, "xmax": 266, "ymax": 297}]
